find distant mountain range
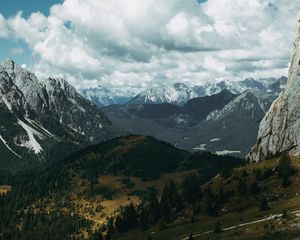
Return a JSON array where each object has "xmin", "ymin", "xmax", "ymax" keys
[
  {"xmin": 102, "ymin": 89, "xmax": 265, "ymax": 156},
  {"xmin": 127, "ymin": 82, "xmax": 199, "ymax": 106},
  {"xmin": 82, "ymin": 77, "xmax": 287, "ymax": 107},
  {"xmin": 80, "ymin": 86, "xmax": 136, "ymax": 107},
  {"xmin": 0, "ymin": 60, "xmax": 119, "ymax": 173}
]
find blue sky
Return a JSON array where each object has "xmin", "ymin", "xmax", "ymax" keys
[
  {"xmin": 0, "ymin": 0, "xmax": 298, "ymax": 91},
  {"xmin": 0, "ymin": 0, "xmax": 62, "ymax": 17},
  {"xmin": 0, "ymin": 0, "xmax": 62, "ymax": 64}
]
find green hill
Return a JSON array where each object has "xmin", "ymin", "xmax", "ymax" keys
[{"xmin": 0, "ymin": 135, "xmax": 244, "ymax": 240}]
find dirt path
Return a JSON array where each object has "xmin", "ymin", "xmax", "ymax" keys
[{"xmin": 181, "ymin": 210, "xmax": 300, "ymax": 240}]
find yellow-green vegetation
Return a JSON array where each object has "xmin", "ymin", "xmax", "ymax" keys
[
  {"xmin": 116, "ymin": 155, "xmax": 300, "ymax": 240},
  {"xmin": 5, "ymin": 135, "xmax": 288, "ymax": 240},
  {"xmin": 0, "ymin": 185, "xmax": 11, "ymax": 194},
  {"xmin": 30, "ymin": 171, "xmax": 192, "ymax": 230}
]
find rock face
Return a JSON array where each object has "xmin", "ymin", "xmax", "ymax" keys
[
  {"xmin": 0, "ymin": 60, "xmax": 118, "ymax": 172},
  {"xmin": 248, "ymin": 17, "xmax": 300, "ymax": 161}
]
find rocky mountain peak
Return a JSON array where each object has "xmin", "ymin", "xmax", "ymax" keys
[
  {"xmin": 45, "ymin": 77, "xmax": 77, "ymax": 99},
  {"xmin": 0, "ymin": 60, "xmax": 118, "ymax": 172},
  {"xmin": 0, "ymin": 59, "xmax": 16, "ymax": 71},
  {"xmin": 247, "ymin": 16, "xmax": 300, "ymax": 161}
]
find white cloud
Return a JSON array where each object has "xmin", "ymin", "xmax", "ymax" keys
[
  {"xmin": 10, "ymin": 47, "xmax": 24, "ymax": 56},
  {"xmin": 0, "ymin": 14, "xmax": 10, "ymax": 38},
  {"xmin": 1, "ymin": 0, "xmax": 299, "ymax": 92}
]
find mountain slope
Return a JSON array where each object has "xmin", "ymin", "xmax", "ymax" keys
[
  {"xmin": 180, "ymin": 89, "xmax": 236, "ymax": 121},
  {"xmin": 176, "ymin": 91, "xmax": 265, "ymax": 156},
  {"xmin": 0, "ymin": 60, "xmax": 118, "ymax": 172},
  {"xmin": 0, "ymin": 135, "xmax": 244, "ymax": 239},
  {"xmin": 103, "ymin": 90, "xmax": 264, "ymax": 156}
]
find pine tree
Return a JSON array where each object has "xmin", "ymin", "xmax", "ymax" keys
[
  {"xmin": 188, "ymin": 233, "xmax": 195, "ymax": 240},
  {"xmin": 238, "ymin": 178, "xmax": 247, "ymax": 195},
  {"xmin": 214, "ymin": 221, "xmax": 221, "ymax": 233},
  {"xmin": 282, "ymin": 175, "xmax": 292, "ymax": 188},
  {"xmin": 277, "ymin": 151, "xmax": 295, "ymax": 177},
  {"xmin": 217, "ymin": 187, "xmax": 226, "ymax": 204},
  {"xmin": 160, "ymin": 183, "xmax": 172, "ymax": 222},
  {"xmin": 250, "ymin": 181, "xmax": 260, "ymax": 195},
  {"xmin": 181, "ymin": 173, "xmax": 202, "ymax": 203},
  {"xmin": 259, "ymin": 197, "xmax": 269, "ymax": 211}
]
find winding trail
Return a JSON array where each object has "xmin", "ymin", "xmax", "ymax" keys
[{"xmin": 181, "ymin": 210, "xmax": 300, "ymax": 240}]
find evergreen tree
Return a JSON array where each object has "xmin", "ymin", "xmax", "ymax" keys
[
  {"xmin": 214, "ymin": 221, "xmax": 221, "ymax": 233},
  {"xmin": 259, "ymin": 197, "xmax": 269, "ymax": 211},
  {"xmin": 250, "ymin": 181, "xmax": 260, "ymax": 195},
  {"xmin": 115, "ymin": 202, "xmax": 138, "ymax": 232},
  {"xmin": 238, "ymin": 178, "xmax": 247, "ymax": 195},
  {"xmin": 181, "ymin": 173, "xmax": 202, "ymax": 203},
  {"xmin": 277, "ymin": 151, "xmax": 295, "ymax": 177},
  {"xmin": 160, "ymin": 183, "xmax": 172, "ymax": 222},
  {"xmin": 255, "ymin": 169, "xmax": 262, "ymax": 181},
  {"xmin": 217, "ymin": 187, "xmax": 226, "ymax": 204},
  {"xmin": 282, "ymin": 175, "xmax": 292, "ymax": 188},
  {"xmin": 188, "ymin": 233, "xmax": 195, "ymax": 240}
]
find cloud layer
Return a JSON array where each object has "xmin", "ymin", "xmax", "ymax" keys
[{"xmin": 1, "ymin": 0, "xmax": 299, "ymax": 92}]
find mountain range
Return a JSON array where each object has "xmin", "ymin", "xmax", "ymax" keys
[
  {"xmin": 81, "ymin": 77, "xmax": 287, "ymax": 107},
  {"xmin": 80, "ymin": 86, "xmax": 136, "ymax": 107},
  {"xmin": 103, "ymin": 89, "xmax": 265, "ymax": 156},
  {"xmin": 0, "ymin": 60, "xmax": 119, "ymax": 173},
  {"xmin": 0, "ymin": 59, "xmax": 287, "ymax": 171}
]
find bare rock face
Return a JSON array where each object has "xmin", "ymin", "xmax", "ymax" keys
[
  {"xmin": 0, "ymin": 60, "xmax": 119, "ymax": 172},
  {"xmin": 248, "ymin": 16, "xmax": 300, "ymax": 161}
]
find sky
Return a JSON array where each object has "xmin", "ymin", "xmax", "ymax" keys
[{"xmin": 0, "ymin": 0, "xmax": 298, "ymax": 93}]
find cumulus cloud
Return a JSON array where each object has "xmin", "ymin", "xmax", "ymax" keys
[
  {"xmin": 1, "ymin": 0, "xmax": 299, "ymax": 92},
  {"xmin": 0, "ymin": 14, "xmax": 10, "ymax": 38}
]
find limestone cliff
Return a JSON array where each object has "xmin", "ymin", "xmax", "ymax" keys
[{"xmin": 248, "ymin": 15, "xmax": 300, "ymax": 161}]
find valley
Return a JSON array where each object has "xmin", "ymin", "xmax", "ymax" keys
[{"xmin": 0, "ymin": 1, "xmax": 300, "ymax": 240}]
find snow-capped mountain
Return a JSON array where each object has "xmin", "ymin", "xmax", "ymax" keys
[
  {"xmin": 81, "ymin": 77, "xmax": 287, "ymax": 108},
  {"xmin": 103, "ymin": 90, "xmax": 264, "ymax": 156},
  {"xmin": 127, "ymin": 83, "xmax": 199, "ymax": 106},
  {"xmin": 0, "ymin": 60, "xmax": 118, "ymax": 172},
  {"xmin": 80, "ymin": 86, "xmax": 135, "ymax": 107},
  {"xmin": 124, "ymin": 77, "xmax": 287, "ymax": 108},
  {"xmin": 194, "ymin": 77, "xmax": 287, "ymax": 97}
]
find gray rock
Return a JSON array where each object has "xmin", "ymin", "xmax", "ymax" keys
[
  {"xmin": 248, "ymin": 16, "xmax": 300, "ymax": 161},
  {"xmin": 0, "ymin": 60, "xmax": 118, "ymax": 172}
]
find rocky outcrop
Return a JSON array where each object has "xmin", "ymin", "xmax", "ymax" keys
[
  {"xmin": 248, "ymin": 16, "xmax": 300, "ymax": 161},
  {"xmin": 0, "ymin": 60, "xmax": 119, "ymax": 172}
]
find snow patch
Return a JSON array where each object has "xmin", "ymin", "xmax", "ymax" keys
[
  {"xmin": 215, "ymin": 150, "xmax": 241, "ymax": 156},
  {"xmin": 193, "ymin": 144, "xmax": 206, "ymax": 151},
  {"xmin": 1, "ymin": 96, "xmax": 12, "ymax": 111},
  {"xmin": 18, "ymin": 119, "xmax": 43, "ymax": 154},
  {"xmin": 25, "ymin": 117, "xmax": 60, "ymax": 141},
  {"xmin": 210, "ymin": 138, "xmax": 221, "ymax": 142},
  {"xmin": 69, "ymin": 98, "xmax": 86, "ymax": 112}
]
